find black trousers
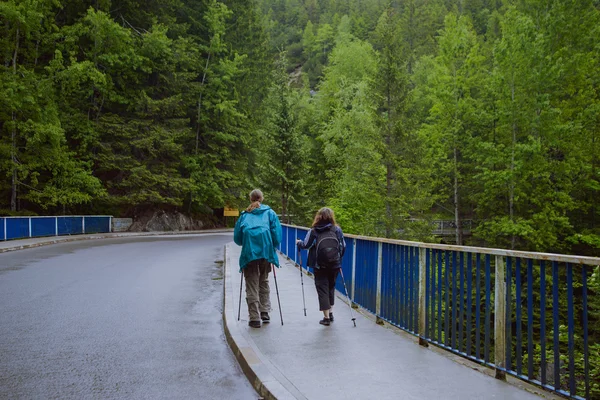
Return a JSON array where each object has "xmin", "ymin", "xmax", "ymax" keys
[{"xmin": 314, "ymin": 267, "xmax": 340, "ymax": 311}]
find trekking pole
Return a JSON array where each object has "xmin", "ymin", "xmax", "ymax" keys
[
  {"xmin": 272, "ymin": 264, "xmax": 284, "ymax": 325},
  {"xmin": 339, "ymin": 268, "xmax": 356, "ymax": 327},
  {"xmin": 298, "ymin": 247, "xmax": 307, "ymax": 316},
  {"xmin": 237, "ymin": 271, "xmax": 243, "ymax": 321}
]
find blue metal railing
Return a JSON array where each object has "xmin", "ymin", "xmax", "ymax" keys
[
  {"xmin": 279, "ymin": 224, "xmax": 598, "ymax": 400},
  {"xmin": 1, "ymin": 216, "xmax": 112, "ymax": 241},
  {"xmin": 354, "ymin": 239, "xmax": 378, "ymax": 314}
]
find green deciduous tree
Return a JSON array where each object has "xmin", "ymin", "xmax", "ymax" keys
[
  {"xmin": 474, "ymin": 6, "xmax": 572, "ymax": 251},
  {"xmin": 315, "ymin": 28, "xmax": 384, "ymax": 234},
  {"xmin": 420, "ymin": 13, "xmax": 489, "ymax": 244}
]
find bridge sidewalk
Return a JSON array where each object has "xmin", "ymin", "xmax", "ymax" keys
[{"xmin": 224, "ymin": 243, "xmax": 558, "ymax": 400}]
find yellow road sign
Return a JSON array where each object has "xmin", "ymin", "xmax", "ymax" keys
[{"xmin": 224, "ymin": 207, "xmax": 239, "ymax": 217}]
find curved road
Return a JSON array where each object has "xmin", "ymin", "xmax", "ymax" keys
[{"xmin": 0, "ymin": 234, "xmax": 258, "ymax": 399}]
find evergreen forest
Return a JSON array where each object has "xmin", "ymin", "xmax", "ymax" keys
[
  {"xmin": 1, "ymin": 0, "xmax": 599, "ymax": 254},
  {"xmin": 1, "ymin": 0, "xmax": 600, "ymax": 397},
  {"xmin": 2, "ymin": 0, "xmax": 600, "ymax": 256}
]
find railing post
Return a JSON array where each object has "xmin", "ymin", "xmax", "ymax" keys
[
  {"xmin": 494, "ymin": 255, "xmax": 507, "ymax": 380},
  {"xmin": 285, "ymin": 226, "xmax": 289, "ymax": 257},
  {"xmin": 376, "ymin": 242, "xmax": 384, "ymax": 325},
  {"xmin": 351, "ymin": 238, "xmax": 357, "ymax": 302},
  {"xmin": 294, "ymin": 228, "xmax": 297, "ymax": 263},
  {"xmin": 419, "ymin": 247, "xmax": 428, "ymax": 347},
  {"xmin": 278, "ymin": 226, "xmax": 282, "ymax": 251}
]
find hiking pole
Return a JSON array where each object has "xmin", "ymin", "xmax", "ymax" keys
[
  {"xmin": 238, "ymin": 271, "xmax": 244, "ymax": 321},
  {"xmin": 339, "ymin": 268, "xmax": 356, "ymax": 327},
  {"xmin": 298, "ymin": 247, "xmax": 307, "ymax": 316},
  {"xmin": 272, "ymin": 264, "xmax": 284, "ymax": 325}
]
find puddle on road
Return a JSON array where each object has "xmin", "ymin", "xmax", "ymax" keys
[
  {"xmin": 211, "ymin": 260, "xmax": 224, "ymax": 281},
  {"xmin": 0, "ymin": 266, "xmax": 24, "ymax": 275}
]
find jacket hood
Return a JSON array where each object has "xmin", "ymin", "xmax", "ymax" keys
[
  {"xmin": 314, "ymin": 223, "xmax": 333, "ymax": 232},
  {"xmin": 248, "ymin": 204, "xmax": 272, "ymax": 214}
]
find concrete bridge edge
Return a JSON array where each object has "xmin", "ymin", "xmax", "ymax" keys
[{"xmin": 222, "ymin": 243, "xmax": 303, "ymax": 400}]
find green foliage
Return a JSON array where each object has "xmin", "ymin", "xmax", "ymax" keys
[
  {"xmin": 0, "ymin": 0, "xmax": 598, "ymax": 254},
  {"xmin": 311, "ymin": 30, "xmax": 388, "ymax": 235},
  {"xmin": 251, "ymin": 3, "xmax": 600, "ymax": 395},
  {"xmin": 0, "ymin": 0, "xmax": 271, "ymax": 216},
  {"xmin": 419, "ymin": 13, "xmax": 489, "ymax": 244},
  {"xmin": 0, "ymin": 1, "xmax": 105, "ymax": 212},
  {"xmin": 257, "ymin": 50, "xmax": 306, "ymax": 223}
]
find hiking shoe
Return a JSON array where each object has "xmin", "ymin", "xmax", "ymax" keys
[
  {"xmin": 249, "ymin": 320, "xmax": 261, "ymax": 328},
  {"xmin": 260, "ymin": 312, "xmax": 270, "ymax": 323},
  {"xmin": 319, "ymin": 318, "xmax": 331, "ymax": 326},
  {"xmin": 329, "ymin": 312, "xmax": 334, "ymax": 322}
]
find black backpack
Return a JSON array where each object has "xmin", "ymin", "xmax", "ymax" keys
[{"xmin": 315, "ymin": 227, "xmax": 341, "ymax": 268}]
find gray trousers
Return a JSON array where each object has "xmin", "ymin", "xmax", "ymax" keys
[{"xmin": 244, "ymin": 259, "xmax": 271, "ymax": 322}]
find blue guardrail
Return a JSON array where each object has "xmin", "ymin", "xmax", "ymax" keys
[
  {"xmin": 279, "ymin": 224, "xmax": 597, "ymax": 400},
  {"xmin": 1, "ymin": 216, "xmax": 112, "ymax": 241}
]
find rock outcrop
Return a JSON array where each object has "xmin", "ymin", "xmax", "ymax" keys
[{"xmin": 129, "ymin": 210, "xmax": 211, "ymax": 232}]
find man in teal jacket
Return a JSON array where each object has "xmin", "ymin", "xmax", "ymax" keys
[{"xmin": 234, "ymin": 189, "xmax": 282, "ymax": 328}]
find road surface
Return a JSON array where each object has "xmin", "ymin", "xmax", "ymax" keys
[{"xmin": 0, "ymin": 234, "xmax": 258, "ymax": 399}]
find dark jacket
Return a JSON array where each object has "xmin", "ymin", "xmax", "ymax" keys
[
  {"xmin": 297, "ymin": 223, "xmax": 346, "ymax": 269},
  {"xmin": 234, "ymin": 204, "xmax": 282, "ymax": 271}
]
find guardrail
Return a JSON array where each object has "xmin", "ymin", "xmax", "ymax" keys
[
  {"xmin": 430, "ymin": 219, "xmax": 472, "ymax": 235},
  {"xmin": 0, "ymin": 216, "xmax": 113, "ymax": 241},
  {"xmin": 280, "ymin": 224, "xmax": 598, "ymax": 400}
]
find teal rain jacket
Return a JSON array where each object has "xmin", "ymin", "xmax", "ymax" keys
[{"xmin": 233, "ymin": 204, "xmax": 282, "ymax": 271}]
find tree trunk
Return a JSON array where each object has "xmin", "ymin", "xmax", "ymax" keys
[
  {"xmin": 407, "ymin": 2, "xmax": 415, "ymax": 75},
  {"xmin": 385, "ymin": 79, "xmax": 393, "ymax": 237},
  {"xmin": 10, "ymin": 27, "xmax": 20, "ymax": 212},
  {"xmin": 510, "ymin": 79, "xmax": 516, "ymax": 249},
  {"xmin": 386, "ymin": 164, "xmax": 392, "ymax": 237},
  {"xmin": 196, "ymin": 53, "xmax": 211, "ymax": 155},
  {"xmin": 454, "ymin": 146, "xmax": 462, "ymax": 245},
  {"xmin": 11, "ymin": 111, "xmax": 17, "ymax": 212},
  {"xmin": 188, "ymin": 53, "xmax": 211, "ymax": 213},
  {"xmin": 452, "ymin": 66, "xmax": 462, "ymax": 245},
  {"xmin": 34, "ymin": 40, "xmax": 39, "ymax": 66},
  {"xmin": 592, "ymin": 132, "xmax": 597, "ymax": 229},
  {"xmin": 281, "ymin": 182, "xmax": 287, "ymax": 224}
]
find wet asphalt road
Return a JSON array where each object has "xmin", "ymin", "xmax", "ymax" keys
[{"xmin": 0, "ymin": 234, "xmax": 258, "ymax": 400}]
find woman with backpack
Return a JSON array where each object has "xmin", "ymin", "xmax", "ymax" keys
[
  {"xmin": 234, "ymin": 189, "xmax": 282, "ymax": 328},
  {"xmin": 296, "ymin": 207, "xmax": 346, "ymax": 326}
]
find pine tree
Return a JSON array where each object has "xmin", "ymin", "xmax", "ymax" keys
[
  {"xmin": 372, "ymin": 5, "xmax": 413, "ymax": 238},
  {"xmin": 420, "ymin": 13, "xmax": 489, "ymax": 244},
  {"xmin": 259, "ymin": 51, "xmax": 305, "ymax": 223},
  {"xmin": 474, "ymin": 6, "xmax": 568, "ymax": 251},
  {"xmin": 0, "ymin": 0, "xmax": 104, "ymax": 213}
]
